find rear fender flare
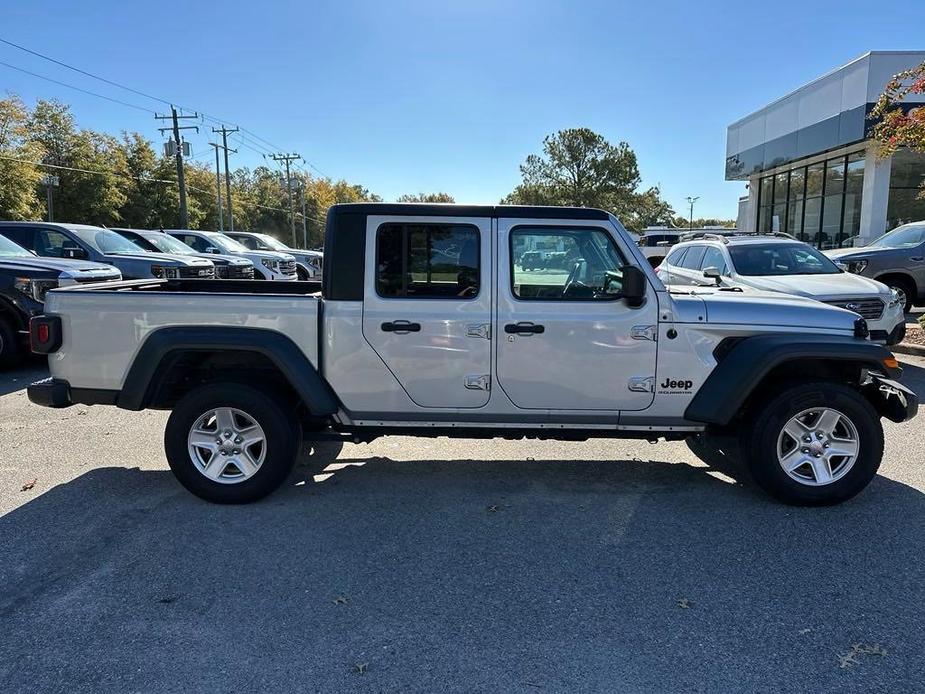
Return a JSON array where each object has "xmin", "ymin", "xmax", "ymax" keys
[{"xmin": 117, "ymin": 326, "xmax": 339, "ymax": 415}]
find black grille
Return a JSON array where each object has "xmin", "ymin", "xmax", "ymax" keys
[
  {"xmin": 178, "ymin": 266, "xmax": 215, "ymax": 279},
  {"xmin": 824, "ymin": 298, "xmax": 884, "ymax": 320},
  {"xmin": 279, "ymin": 260, "xmax": 297, "ymax": 275},
  {"xmin": 228, "ymin": 265, "xmax": 254, "ymax": 279}
]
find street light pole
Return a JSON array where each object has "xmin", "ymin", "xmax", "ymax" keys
[{"xmin": 686, "ymin": 196, "xmax": 699, "ymax": 231}]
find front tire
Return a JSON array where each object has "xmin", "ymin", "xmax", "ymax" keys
[
  {"xmin": 165, "ymin": 382, "xmax": 300, "ymax": 503},
  {"xmin": 0, "ymin": 315, "xmax": 23, "ymax": 369},
  {"xmin": 741, "ymin": 382, "xmax": 883, "ymax": 506},
  {"xmin": 880, "ymin": 276, "xmax": 914, "ymax": 313}
]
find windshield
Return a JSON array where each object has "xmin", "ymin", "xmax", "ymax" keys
[
  {"xmin": 255, "ymin": 233, "xmax": 290, "ymax": 251},
  {"xmin": 205, "ymin": 232, "xmax": 250, "ymax": 253},
  {"xmin": 69, "ymin": 227, "xmax": 145, "ymax": 254},
  {"xmin": 867, "ymin": 223, "xmax": 925, "ymax": 249},
  {"xmin": 0, "ymin": 234, "xmax": 33, "ymax": 258},
  {"xmin": 728, "ymin": 243, "xmax": 841, "ymax": 276},
  {"xmin": 146, "ymin": 234, "xmax": 196, "ymax": 255}
]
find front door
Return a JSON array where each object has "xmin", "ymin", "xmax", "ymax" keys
[
  {"xmin": 496, "ymin": 221, "xmax": 658, "ymax": 411},
  {"xmin": 361, "ymin": 216, "xmax": 492, "ymax": 408}
]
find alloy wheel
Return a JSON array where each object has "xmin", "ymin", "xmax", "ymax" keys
[
  {"xmin": 777, "ymin": 407, "xmax": 859, "ymax": 486},
  {"xmin": 187, "ymin": 407, "xmax": 267, "ymax": 484}
]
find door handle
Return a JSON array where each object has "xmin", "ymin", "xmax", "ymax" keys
[
  {"xmin": 504, "ymin": 322, "xmax": 545, "ymax": 335},
  {"xmin": 911, "ymin": 256, "xmax": 923, "ymax": 262},
  {"xmin": 381, "ymin": 320, "xmax": 421, "ymax": 333}
]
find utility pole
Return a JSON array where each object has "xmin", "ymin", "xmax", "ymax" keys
[
  {"xmin": 270, "ymin": 153, "xmax": 301, "ymax": 247},
  {"xmin": 155, "ymin": 106, "xmax": 199, "ymax": 228},
  {"xmin": 301, "ymin": 187, "xmax": 308, "ymax": 248},
  {"xmin": 210, "ymin": 143, "xmax": 224, "ymax": 231},
  {"xmin": 686, "ymin": 196, "xmax": 699, "ymax": 231},
  {"xmin": 212, "ymin": 126, "xmax": 239, "ymax": 229},
  {"xmin": 41, "ymin": 174, "xmax": 59, "ymax": 222}
]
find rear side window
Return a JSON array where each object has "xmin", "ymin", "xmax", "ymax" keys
[
  {"xmin": 0, "ymin": 226, "xmax": 34, "ymax": 249},
  {"xmin": 680, "ymin": 245, "xmax": 706, "ymax": 269},
  {"xmin": 664, "ymin": 247, "xmax": 687, "ymax": 266},
  {"xmin": 177, "ymin": 234, "xmax": 208, "ymax": 252},
  {"xmin": 376, "ymin": 223, "xmax": 480, "ymax": 299}
]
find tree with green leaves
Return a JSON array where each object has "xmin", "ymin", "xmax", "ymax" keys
[
  {"xmin": 0, "ymin": 95, "xmax": 44, "ymax": 220},
  {"xmin": 29, "ymin": 99, "xmax": 127, "ymax": 226},
  {"xmin": 502, "ymin": 127, "xmax": 674, "ymax": 229},
  {"xmin": 397, "ymin": 192, "xmax": 455, "ymax": 203}
]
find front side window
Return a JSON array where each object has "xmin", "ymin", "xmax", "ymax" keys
[
  {"xmin": 510, "ymin": 226, "xmax": 626, "ymax": 300},
  {"xmin": 68, "ymin": 227, "xmax": 142, "ymax": 255},
  {"xmin": 700, "ymin": 246, "xmax": 728, "ymax": 274},
  {"xmin": 176, "ymin": 234, "xmax": 208, "ymax": 252},
  {"xmin": 0, "ymin": 232, "xmax": 32, "ymax": 258},
  {"xmin": 728, "ymin": 243, "xmax": 840, "ymax": 276},
  {"xmin": 37, "ymin": 229, "xmax": 82, "ymax": 257},
  {"xmin": 377, "ymin": 223, "xmax": 480, "ymax": 299},
  {"xmin": 664, "ymin": 246, "xmax": 688, "ymax": 266}
]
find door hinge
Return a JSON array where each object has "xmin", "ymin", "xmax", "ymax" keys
[
  {"xmin": 466, "ymin": 323, "xmax": 491, "ymax": 340},
  {"xmin": 628, "ymin": 376, "xmax": 655, "ymax": 393},
  {"xmin": 631, "ymin": 325, "xmax": 657, "ymax": 341},
  {"xmin": 465, "ymin": 374, "xmax": 491, "ymax": 391}
]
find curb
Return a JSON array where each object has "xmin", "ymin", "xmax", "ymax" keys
[{"xmin": 892, "ymin": 342, "xmax": 925, "ymax": 358}]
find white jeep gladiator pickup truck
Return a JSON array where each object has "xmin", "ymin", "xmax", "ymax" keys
[{"xmin": 27, "ymin": 204, "xmax": 917, "ymax": 506}]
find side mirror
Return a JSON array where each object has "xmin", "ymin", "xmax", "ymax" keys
[
  {"xmin": 621, "ymin": 265, "xmax": 647, "ymax": 307},
  {"xmin": 703, "ymin": 266, "xmax": 722, "ymax": 286},
  {"xmin": 205, "ymin": 247, "xmax": 219, "ymax": 254},
  {"xmin": 835, "ymin": 261, "xmax": 848, "ymax": 271}
]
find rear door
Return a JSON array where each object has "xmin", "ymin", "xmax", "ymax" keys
[
  {"xmin": 361, "ymin": 215, "xmax": 492, "ymax": 408},
  {"xmin": 672, "ymin": 244, "xmax": 707, "ymax": 285}
]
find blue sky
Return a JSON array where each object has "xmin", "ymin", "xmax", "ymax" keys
[{"xmin": 1, "ymin": 0, "xmax": 924, "ymax": 219}]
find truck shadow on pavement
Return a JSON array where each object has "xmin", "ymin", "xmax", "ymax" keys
[{"xmin": 1, "ymin": 449, "xmax": 924, "ymax": 692}]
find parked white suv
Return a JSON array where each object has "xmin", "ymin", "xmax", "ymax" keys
[
  {"xmin": 656, "ymin": 233, "xmax": 906, "ymax": 344},
  {"xmin": 165, "ymin": 230, "xmax": 297, "ymax": 281}
]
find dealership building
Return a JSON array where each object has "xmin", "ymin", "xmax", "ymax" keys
[{"xmin": 727, "ymin": 51, "xmax": 925, "ymax": 247}]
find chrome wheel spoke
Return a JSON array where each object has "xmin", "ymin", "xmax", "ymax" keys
[
  {"xmin": 202, "ymin": 456, "xmax": 229, "ymax": 481},
  {"xmin": 780, "ymin": 448, "xmax": 807, "ymax": 472},
  {"xmin": 827, "ymin": 438, "xmax": 859, "ymax": 458},
  {"xmin": 809, "ymin": 456, "xmax": 834, "ymax": 485},
  {"xmin": 815, "ymin": 409, "xmax": 841, "ymax": 436},
  {"xmin": 214, "ymin": 407, "xmax": 236, "ymax": 434},
  {"xmin": 783, "ymin": 418, "xmax": 810, "ymax": 443},
  {"xmin": 189, "ymin": 429, "xmax": 219, "ymax": 452}
]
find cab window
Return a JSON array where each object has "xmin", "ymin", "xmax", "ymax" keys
[
  {"xmin": 664, "ymin": 246, "xmax": 687, "ymax": 266},
  {"xmin": 510, "ymin": 226, "xmax": 626, "ymax": 300},
  {"xmin": 178, "ymin": 234, "xmax": 209, "ymax": 253},
  {"xmin": 376, "ymin": 223, "xmax": 480, "ymax": 299}
]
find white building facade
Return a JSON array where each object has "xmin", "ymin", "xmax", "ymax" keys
[{"xmin": 726, "ymin": 51, "xmax": 925, "ymax": 247}]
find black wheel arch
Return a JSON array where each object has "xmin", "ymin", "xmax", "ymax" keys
[
  {"xmin": 117, "ymin": 326, "xmax": 339, "ymax": 416},
  {"xmin": 685, "ymin": 333, "xmax": 900, "ymax": 426}
]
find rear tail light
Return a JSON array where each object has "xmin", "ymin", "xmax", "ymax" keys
[{"xmin": 30, "ymin": 315, "xmax": 62, "ymax": 354}]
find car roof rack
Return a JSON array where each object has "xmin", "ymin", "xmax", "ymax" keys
[{"xmin": 680, "ymin": 230, "xmax": 796, "ymax": 244}]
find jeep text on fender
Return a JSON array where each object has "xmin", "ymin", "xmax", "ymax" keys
[{"xmin": 27, "ymin": 204, "xmax": 918, "ymax": 506}]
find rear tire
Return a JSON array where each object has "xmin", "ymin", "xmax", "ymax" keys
[
  {"xmin": 0, "ymin": 315, "xmax": 23, "ymax": 369},
  {"xmin": 165, "ymin": 382, "xmax": 300, "ymax": 503},
  {"xmin": 741, "ymin": 382, "xmax": 883, "ymax": 506}
]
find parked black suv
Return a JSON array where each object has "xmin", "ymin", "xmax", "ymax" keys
[
  {"xmin": 0, "ymin": 233, "xmax": 120, "ymax": 366},
  {"xmin": 111, "ymin": 228, "xmax": 256, "ymax": 279}
]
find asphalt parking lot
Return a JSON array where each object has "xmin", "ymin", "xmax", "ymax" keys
[{"xmin": 1, "ymin": 358, "xmax": 924, "ymax": 693}]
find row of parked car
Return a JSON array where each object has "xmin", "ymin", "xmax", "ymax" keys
[
  {"xmin": 650, "ymin": 221, "xmax": 925, "ymax": 346},
  {"xmin": 0, "ymin": 222, "xmax": 323, "ymax": 366}
]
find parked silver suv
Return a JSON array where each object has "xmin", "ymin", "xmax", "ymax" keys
[{"xmin": 826, "ymin": 222, "xmax": 925, "ymax": 313}]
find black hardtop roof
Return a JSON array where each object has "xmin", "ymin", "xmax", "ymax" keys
[{"xmin": 328, "ymin": 203, "xmax": 610, "ymax": 221}]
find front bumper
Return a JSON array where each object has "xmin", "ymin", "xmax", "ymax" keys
[{"xmin": 869, "ymin": 374, "xmax": 918, "ymax": 423}]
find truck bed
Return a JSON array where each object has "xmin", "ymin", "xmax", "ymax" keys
[{"xmin": 44, "ymin": 278, "xmax": 322, "ymax": 392}]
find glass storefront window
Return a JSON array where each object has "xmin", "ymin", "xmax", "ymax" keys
[
  {"xmin": 772, "ymin": 203, "xmax": 786, "ymax": 232},
  {"xmin": 886, "ymin": 149, "xmax": 925, "ymax": 230},
  {"xmin": 788, "ymin": 198, "xmax": 804, "ymax": 238},
  {"xmin": 806, "ymin": 163, "xmax": 825, "ymax": 196},
  {"xmin": 788, "ymin": 167, "xmax": 805, "ymax": 201},
  {"xmin": 804, "ymin": 197, "xmax": 822, "ymax": 242},
  {"xmin": 774, "ymin": 172, "xmax": 789, "ymax": 203},
  {"xmin": 759, "ymin": 176, "xmax": 773, "ymax": 207}
]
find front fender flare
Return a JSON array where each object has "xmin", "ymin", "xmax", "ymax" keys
[{"xmin": 684, "ymin": 334, "xmax": 898, "ymax": 425}]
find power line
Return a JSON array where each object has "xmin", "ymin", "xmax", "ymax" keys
[
  {"xmin": 0, "ymin": 35, "xmax": 332, "ymax": 178},
  {"xmin": 0, "ymin": 60, "xmax": 152, "ymax": 112}
]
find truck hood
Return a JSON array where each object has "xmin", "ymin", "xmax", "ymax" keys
[
  {"xmin": 102, "ymin": 252, "xmax": 213, "ymax": 267},
  {"xmin": 243, "ymin": 250, "xmax": 296, "ymax": 262},
  {"xmin": 824, "ymin": 247, "xmax": 891, "ymax": 261},
  {"xmin": 0, "ymin": 256, "xmax": 119, "ymax": 278},
  {"xmin": 737, "ymin": 273, "xmax": 889, "ymax": 300},
  {"xmin": 194, "ymin": 253, "xmax": 252, "ymax": 266},
  {"xmin": 673, "ymin": 288, "xmax": 860, "ymax": 332}
]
